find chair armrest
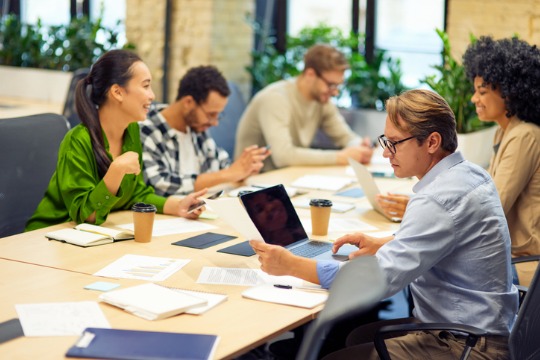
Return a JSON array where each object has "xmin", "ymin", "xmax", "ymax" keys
[
  {"xmin": 512, "ymin": 255, "xmax": 540, "ymax": 264},
  {"xmin": 374, "ymin": 323, "xmax": 489, "ymax": 360},
  {"xmin": 515, "ymin": 284, "xmax": 528, "ymax": 307}
]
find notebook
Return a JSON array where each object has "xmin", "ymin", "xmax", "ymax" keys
[
  {"xmin": 160, "ymin": 286, "xmax": 228, "ymax": 315},
  {"xmin": 239, "ymin": 185, "xmax": 357, "ymax": 261},
  {"xmin": 242, "ymin": 284, "xmax": 328, "ymax": 308},
  {"xmin": 66, "ymin": 327, "xmax": 219, "ymax": 360},
  {"xmin": 45, "ymin": 223, "xmax": 134, "ymax": 247},
  {"xmin": 98, "ymin": 283, "xmax": 207, "ymax": 320},
  {"xmin": 347, "ymin": 158, "xmax": 402, "ymax": 222}
]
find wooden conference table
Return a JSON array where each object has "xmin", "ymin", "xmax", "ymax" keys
[{"xmin": 0, "ymin": 165, "xmax": 415, "ymax": 360}]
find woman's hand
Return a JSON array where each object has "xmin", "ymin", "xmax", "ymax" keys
[{"xmin": 163, "ymin": 189, "xmax": 208, "ymax": 219}]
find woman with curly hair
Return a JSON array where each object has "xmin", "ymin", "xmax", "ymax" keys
[{"xmin": 462, "ymin": 36, "xmax": 540, "ymax": 286}]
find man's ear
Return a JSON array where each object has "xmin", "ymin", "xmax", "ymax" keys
[
  {"xmin": 427, "ymin": 132, "xmax": 443, "ymax": 154},
  {"xmin": 180, "ymin": 95, "xmax": 197, "ymax": 110},
  {"xmin": 109, "ymin": 84, "xmax": 124, "ymax": 103},
  {"xmin": 304, "ymin": 67, "xmax": 317, "ymax": 79}
]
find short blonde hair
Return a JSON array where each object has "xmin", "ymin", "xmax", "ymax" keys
[
  {"xmin": 303, "ymin": 44, "xmax": 349, "ymax": 74},
  {"xmin": 386, "ymin": 89, "xmax": 458, "ymax": 153}
]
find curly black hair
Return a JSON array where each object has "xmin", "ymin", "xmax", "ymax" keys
[
  {"xmin": 175, "ymin": 65, "xmax": 230, "ymax": 102},
  {"xmin": 462, "ymin": 36, "xmax": 540, "ymax": 125}
]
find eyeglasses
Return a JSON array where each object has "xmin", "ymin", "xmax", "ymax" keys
[
  {"xmin": 198, "ymin": 104, "xmax": 223, "ymax": 124},
  {"xmin": 315, "ymin": 71, "xmax": 343, "ymax": 92},
  {"xmin": 378, "ymin": 134, "xmax": 417, "ymax": 154}
]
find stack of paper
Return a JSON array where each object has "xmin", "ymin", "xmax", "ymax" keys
[{"xmin": 99, "ymin": 283, "xmax": 207, "ymax": 320}]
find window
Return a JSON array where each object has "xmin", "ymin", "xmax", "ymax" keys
[
  {"xmin": 375, "ymin": 0, "xmax": 446, "ymax": 87},
  {"xmin": 90, "ymin": 0, "xmax": 126, "ymax": 46},
  {"xmin": 287, "ymin": 0, "xmax": 353, "ymax": 36},
  {"xmin": 21, "ymin": 0, "xmax": 70, "ymax": 25}
]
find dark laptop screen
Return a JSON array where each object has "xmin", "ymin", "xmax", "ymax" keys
[{"xmin": 240, "ymin": 185, "xmax": 308, "ymax": 247}]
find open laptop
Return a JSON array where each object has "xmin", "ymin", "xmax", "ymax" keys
[
  {"xmin": 239, "ymin": 185, "xmax": 356, "ymax": 261},
  {"xmin": 348, "ymin": 158, "xmax": 402, "ymax": 223}
]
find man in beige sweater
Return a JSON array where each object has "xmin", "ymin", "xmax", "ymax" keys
[{"xmin": 235, "ymin": 44, "xmax": 373, "ymax": 172}]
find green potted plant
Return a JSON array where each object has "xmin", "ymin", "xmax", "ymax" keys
[
  {"xmin": 0, "ymin": 14, "xmax": 130, "ymax": 104},
  {"xmin": 421, "ymin": 29, "xmax": 496, "ymax": 167}
]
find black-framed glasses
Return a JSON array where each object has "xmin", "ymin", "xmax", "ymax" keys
[
  {"xmin": 378, "ymin": 134, "xmax": 417, "ymax": 154},
  {"xmin": 198, "ymin": 104, "xmax": 223, "ymax": 124},
  {"xmin": 315, "ymin": 71, "xmax": 343, "ymax": 91}
]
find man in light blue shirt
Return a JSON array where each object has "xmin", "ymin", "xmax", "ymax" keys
[{"xmin": 250, "ymin": 89, "xmax": 518, "ymax": 359}]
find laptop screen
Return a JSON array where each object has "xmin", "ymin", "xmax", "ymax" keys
[{"xmin": 240, "ymin": 185, "xmax": 308, "ymax": 247}]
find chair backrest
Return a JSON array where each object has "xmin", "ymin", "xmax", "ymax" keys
[
  {"xmin": 208, "ymin": 81, "xmax": 246, "ymax": 157},
  {"xmin": 509, "ymin": 263, "xmax": 540, "ymax": 360},
  {"xmin": 296, "ymin": 256, "xmax": 386, "ymax": 360},
  {"xmin": 62, "ymin": 68, "xmax": 90, "ymax": 128},
  {"xmin": 0, "ymin": 113, "xmax": 69, "ymax": 237}
]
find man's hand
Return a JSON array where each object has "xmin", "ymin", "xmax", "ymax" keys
[
  {"xmin": 249, "ymin": 240, "xmax": 294, "ymax": 276},
  {"xmin": 376, "ymin": 193, "xmax": 409, "ymax": 219},
  {"xmin": 337, "ymin": 141, "xmax": 373, "ymax": 165},
  {"xmin": 228, "ymin": 145, "xmax": 270, "ymax": 181},
  {"xmin": 333, "ymin": 232, "xmax": 392, "ymax": 258}
]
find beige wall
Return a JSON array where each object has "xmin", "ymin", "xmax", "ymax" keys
[
  {"xmin": 125, "ymin": 0, "xmax": 254, "ymax": 104},
  {"xmin": 447, "ymin": 0, "xmax": 540, "ymax": 59}
]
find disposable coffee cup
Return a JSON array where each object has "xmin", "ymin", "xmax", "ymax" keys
[
  {"xmin": 309, "ymin": 199, "xmax": 333, "ymax": 236},
  {"xmin": 131, "ymin": 203, "xmax": 157, "ymax": 243}
]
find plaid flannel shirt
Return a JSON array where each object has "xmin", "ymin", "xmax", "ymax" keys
[{"xmin": 139, "ymin": 110, "xmax": 230, "ymax": 196}]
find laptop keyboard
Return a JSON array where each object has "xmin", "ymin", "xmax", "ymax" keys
[{"xmin": 290, "ymin": 241, "xmax": 332, "ymax": 258}]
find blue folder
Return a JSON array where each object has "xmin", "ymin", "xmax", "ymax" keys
[{"xmin": 66, "ymin": 327, "xmax": 219, "ymax": 360}]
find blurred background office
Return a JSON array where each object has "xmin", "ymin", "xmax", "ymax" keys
[{"xmin": 2, "ymin": 0, "xmax": 538, "ymax": 105}]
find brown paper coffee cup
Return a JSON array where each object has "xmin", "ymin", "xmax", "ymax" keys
[
  {"xmin": 132, "ymin": 203, "xmax": 157, "ymax": 243},
  {"xmin": 310, "ymin": 199, "xmax": 332, "ymax": 236}
]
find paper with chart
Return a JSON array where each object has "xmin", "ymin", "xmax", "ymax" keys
[
  {"xmin": 15, "ymin": 301, "xmax": 110, "ymax": 336},
  {"xmin": 197, "ymin": 267, "xmax": 305, "ymax": 287},
  {"xmin": 118, "ymin": 218, "xmax": 216, "ymax": 237},
  {"xmin": 93, "ymin": 254, "xmax": 190, "ymax": 281}
]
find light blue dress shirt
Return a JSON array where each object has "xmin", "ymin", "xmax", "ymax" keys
[{"xmin": 317, "ymin": 152, "xmax": 518, "ymax": 335}]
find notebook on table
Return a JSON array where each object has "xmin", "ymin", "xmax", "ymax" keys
[
  {"xmin": 99, "ymin": 283, "xmax": 207, "ymax": 320},
  {"xmin": 239, "ymin": 185, "xmax": 356, "ymax": 261},
  {"xmin": 348, "ymin": 158, "xmax": 402, "ymax": 222}
]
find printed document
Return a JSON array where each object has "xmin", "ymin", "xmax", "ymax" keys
[{"xmin": 16, "ymin": 301, "xmax": 109, "ymax": 336}]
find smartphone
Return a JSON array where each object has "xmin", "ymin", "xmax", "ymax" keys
[{"xmin": 187, "ymin": 190, "xmax": 224, "ymax": 213}]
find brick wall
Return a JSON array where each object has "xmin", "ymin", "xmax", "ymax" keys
[
  {"xmin": 448, "ymin": 0, "xmax": 540, "ymax": 60},
  {"xmin": 125, "ymin": 0, "xmax": 254, "ymax": 104}
]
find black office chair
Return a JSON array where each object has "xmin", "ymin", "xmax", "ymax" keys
[
  {"xmin": 295, "ymin": 256, "xmax": 386, "ymax": 360},
  {"xmin": 0, "ymin": 113, "xmax": 69, "ymax": 237},
  {"xmin": 209, "ymin": 81, "xmax": 246, "ymax": 157},
  {"xmin": 374, "ymin": 260, "xmax": 540, "ymax": 360},
  {"xmin": 62, "ymin": 68, "xmax": 90, "ymax": 129}
]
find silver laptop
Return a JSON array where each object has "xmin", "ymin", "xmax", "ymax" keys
[
  {"xmin": 348, "ymin": 158, "xmax": 402, "ymax": 222},
  {"xmin": 239, "ymin": 185, "xmax": 356, "ymax": 261}
]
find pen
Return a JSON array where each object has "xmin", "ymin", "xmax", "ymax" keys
[
  {"xmin": 273, "ymin": 284, "xmax": 328, "ymax": 293},
  {"xmin": 274, "ymin": 284, "xmax": 292, "ymax": 289}
]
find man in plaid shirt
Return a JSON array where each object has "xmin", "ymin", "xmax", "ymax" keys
[{"xmin": 140, "ymin": 66, "xmax": 269, "ymax": 196}]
